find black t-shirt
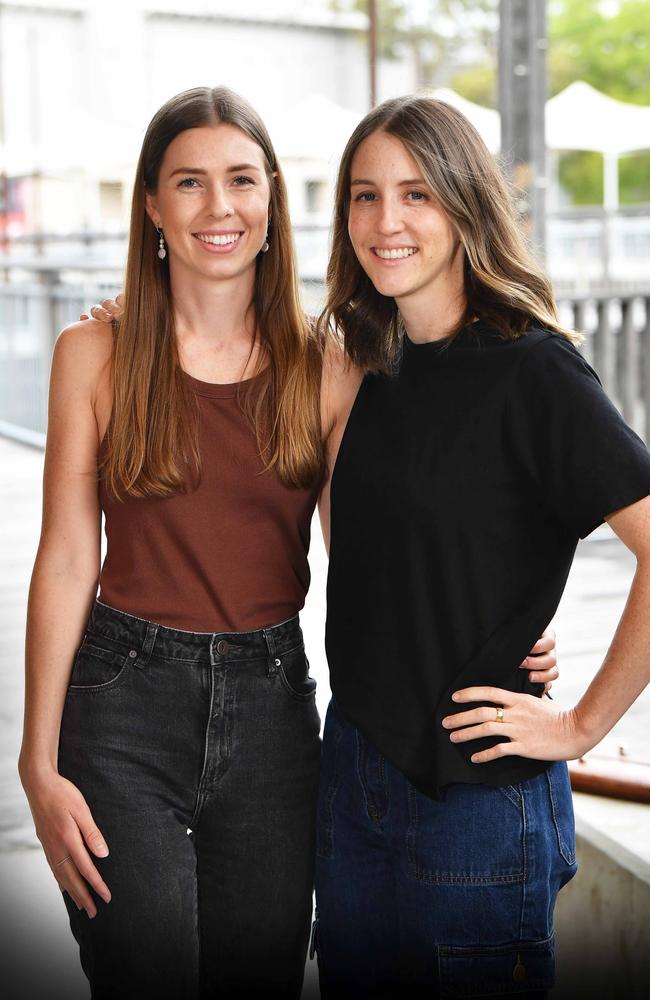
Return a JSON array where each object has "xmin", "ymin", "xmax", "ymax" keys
[{"xmin": 326, "ymin": 322, "xmax": 650, "ymax": 799}]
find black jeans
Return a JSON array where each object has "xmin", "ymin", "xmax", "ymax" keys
[{"xmin": 58, "ymin": 600, "xmax": 321, "ymax": 999}]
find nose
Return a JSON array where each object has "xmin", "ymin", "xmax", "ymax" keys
[
  {"xmin": 207, "ymin": 184, "xmax": 234, "ymax": 219},
  {"xmin": 376, "ymin": 196, "xmax": 403, "ymax": 235}
]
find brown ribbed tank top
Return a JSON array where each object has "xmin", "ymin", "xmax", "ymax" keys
[{"xmin": 97, "ymin": 371, "xmax": 318, "ymax": 633}]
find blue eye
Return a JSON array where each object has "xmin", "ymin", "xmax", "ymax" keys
[
  {"xmin": 408, "ymin": 190, "xmax": 427, "ymax": 201},
  {"xmin": 355, "ymin": 191, "xmax": 376, "ymax": 202},
  {"xmin": 233, "ymin": 175, "xmax": 254, "ymax": 186},
  {"xmin": 178, "ymin": 177, "xmax": 199, "ymax": 188}
]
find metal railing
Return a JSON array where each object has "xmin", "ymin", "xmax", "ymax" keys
[
  {"xmin": 1, "ymin": 257, "xmax": 649, "ymax": 448},
  {"xmin": 556, "ymin": 291, "xmax": 650, "ymax": 441}
]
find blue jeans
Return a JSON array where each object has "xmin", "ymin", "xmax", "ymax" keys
[
  {"xmin": 57, "ymin": 601, "xmax": 321, "ymax": 999},
  {"xmin": 314, "ymin": 699, "xmax": 577, "ymax": 998}
]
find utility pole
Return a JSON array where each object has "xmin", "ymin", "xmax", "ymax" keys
[
  {"xmin": 498, "ymin": 0, "xmax": 547, "ymax": 258},
  {"xmin": 368, "ymin": 0, "xmax": 378, "ymax": 108}
]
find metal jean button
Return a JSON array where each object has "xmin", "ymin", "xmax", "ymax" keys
[{"xmin": 216, "ymin": 639, "xmax": 229, "ymax": 655}]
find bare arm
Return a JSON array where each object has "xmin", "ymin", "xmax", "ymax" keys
[
  {"xmin": 444, "ymin": 495, "xmax": 650, "ymax": 762},
  {"xmin": 19, "ymin": 320, "xmax": 114, "ymax": 916}
]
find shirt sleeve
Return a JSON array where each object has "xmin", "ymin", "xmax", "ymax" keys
[{"xmin": 508, "ymin": 332, "xmax": 650, "ymax": 539}]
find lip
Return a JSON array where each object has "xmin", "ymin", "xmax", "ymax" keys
[{"xmin": 192, "ymin": 231, "xmax": 243, "ymax": 254}]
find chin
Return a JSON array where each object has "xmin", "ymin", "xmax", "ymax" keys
[{"xmin": 369, "ymin": 274, "xmax": 412, "ymax": 299}]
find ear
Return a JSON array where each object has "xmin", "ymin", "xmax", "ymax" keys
[{"xmin": 144, "ymin": 188, "xmax": 160, "ymax": 228}]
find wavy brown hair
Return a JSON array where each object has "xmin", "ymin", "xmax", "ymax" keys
[
  {"xmin": 103, "ymin": 86, "xmax": 322, "ymax": 498},
  {"xmin": 321, "ymin": 95, "xmax": 580, "ymax": 372}
]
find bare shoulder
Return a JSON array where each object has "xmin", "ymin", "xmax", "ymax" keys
[
  {"xmin": 53, "ymin": 319, "xmax": 113, "ymax": 391},
  {"xmin": 55, "ymin": 317, "xmax": 113, "ymax": 361}
]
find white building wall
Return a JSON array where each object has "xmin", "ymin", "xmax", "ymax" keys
[{"xmin": 0, "ymin": 1, "xmax": 416, "ymax": 237}]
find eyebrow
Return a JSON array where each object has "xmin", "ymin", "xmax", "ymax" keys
[
  {"xmin": 169, "ymin": 163, "xmax": 262, "ymax": 177},
  {"xmin": 350, "ymin": 177, "xmax": 427, "ymax": 187}
]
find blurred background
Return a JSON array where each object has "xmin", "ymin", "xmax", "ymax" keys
[{"xmin": 1, "ymin": 1, "xmax": 649, "ymax": 997}]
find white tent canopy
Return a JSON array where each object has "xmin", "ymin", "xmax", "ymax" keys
[
  {"xmin": 546, "ymin": 80, "xmax": 650, "ymax": 156},
  {"xmin": 428, "ymin": 87, "xmax": 501, "ymax": 153},
  {"xmin": 277, "ymin": 82, "xmax": 649, "ymax": 211},
  {"xmin": 268, "ymin": 94, "xmax": 363, "ymax": 162},
  {"xmin": 546, "ymin": 81, "xmax": 650, "ymax": 210}
]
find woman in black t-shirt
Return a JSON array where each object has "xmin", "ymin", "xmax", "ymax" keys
[{"xmin": 315, "ymin": 95, "xmax": 650, "ymax": 998}]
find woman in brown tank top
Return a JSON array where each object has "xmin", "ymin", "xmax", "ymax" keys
[
  {"xmin": 18, "ymin": 86, "xmax": 335, "ymax": 1000},
  {"xmin": 19, "ymin": 87, "xmax": 559, "ymax": 1000}
]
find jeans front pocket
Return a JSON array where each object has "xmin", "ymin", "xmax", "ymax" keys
[
  {"xmin": 438, "ymin": 933, "xmax": 555, "ymax": 996},
  {"xmin": 407, "ymin": 781, "xmax": 526, "ymax": 885},
  {"xmin": 277, "ymin": 644, "xmax": 317, "ymax": 700},
  {"xmin": 67, "ymin": 632, "xmax": 137, "ymax": 692}
]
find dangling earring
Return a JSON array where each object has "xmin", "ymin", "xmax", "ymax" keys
[{"xmin": 156, "ymin": 225, "xmax": 167, "ymax": 260}]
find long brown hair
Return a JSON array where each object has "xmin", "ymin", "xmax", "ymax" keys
[
  {"xmin": 103, "ymin": 86, "xmax": 322, "ymax": 498},
  {"xmin": 321, "ymin": 95, "xmax": 580, "ymax": 372}
]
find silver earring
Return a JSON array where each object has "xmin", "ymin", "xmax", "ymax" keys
[
  {"xmin": 156, "ymin": 226, "xmax": 167, "ymax": 260},
  {"xmin": 261, "ymin": 224, "xmax": 270, "ymax": 253}
]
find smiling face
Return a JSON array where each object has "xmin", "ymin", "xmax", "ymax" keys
[
  {"xmin": 145, "ymin": 122, "xmax": 271, "ymax": 287},
  {"xmin": 347, "ymin": 129, "xmax": 465, "ymax": 317}
]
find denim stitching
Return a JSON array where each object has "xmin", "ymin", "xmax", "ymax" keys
[
  {"xmin": 546, "ymin": 769, "xmax": 576, "ymax": 865},
  {"xmin": 406, "ymin": 782, "xmax": 527, "ymax": 886},
  {"xmin": 317, "ymin": 710, "xmax": 345, "ymax": 860}
]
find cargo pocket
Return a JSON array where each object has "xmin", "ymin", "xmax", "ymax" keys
[{"xmin": 438, "ymin": 933, "xmax": 555, "ymax": 996}]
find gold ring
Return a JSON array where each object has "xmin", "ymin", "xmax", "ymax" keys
[
  {"xmin": 56, "ymin": 854, "xmax": 73, "ymax": 868},
  {"xmin": 495, "ymin": 706, "xmax": 505, "ymax": 723}
]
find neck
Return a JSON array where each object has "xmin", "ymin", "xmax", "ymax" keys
[
  {"xmin": 169, "ymin": 261, "xmax": 257, "ymax": 346},
  {"xmin": 168, "ymin": 262, "xmax": 261, "ymax": 381},
  {"xmin": 397, "ymin": 255, "xmax": 467, "ymax": 344}
]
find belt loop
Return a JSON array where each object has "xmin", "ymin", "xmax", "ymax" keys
[
  {"xmin": 135, "ymin": 621, "xmax": 159, "ymax": 670},
  {"xmin": 262, "ymin": 626, "xmax": 279, "ymax": 677}
]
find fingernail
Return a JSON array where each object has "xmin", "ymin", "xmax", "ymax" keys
[
  {"xmin": 471, "ymin": 755, "xmax": 478, "ymax": 763},
  {"xmin": 520, "ymin": 658, "xmax": 528, "ymax": 667},
  {"xmin": 441, "ymin": 718, "xmax": 450, "ymax": 728},
  {"xmin": 450, "ymin": 733, "xmax": 459, "ymax": 742},
  {"xmin": 76, "ymin": 902, "xmax": 82, "ymax": 911},
  {"xmin": 96, "ymin": 844, "xmax": 109, "ymax": 857},
  {"xmin": 451, "ymin": 693, "xmax": 460, "ymax": 702}
]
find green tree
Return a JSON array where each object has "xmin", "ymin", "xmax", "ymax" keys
[
  {"xmin": 329, "ymin": 1, "xmax": 497, "ymax": 87},
  {"xmin": 448, "ymin": 0, "xmax": 650, "ymax": 203},
  {"xmin": 330, "ymin": 0, "xmax": 650, "ymax": 203},
  {"xmin": 549, "ymin": 0, "xmax": 650, "ymax": 102}
]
